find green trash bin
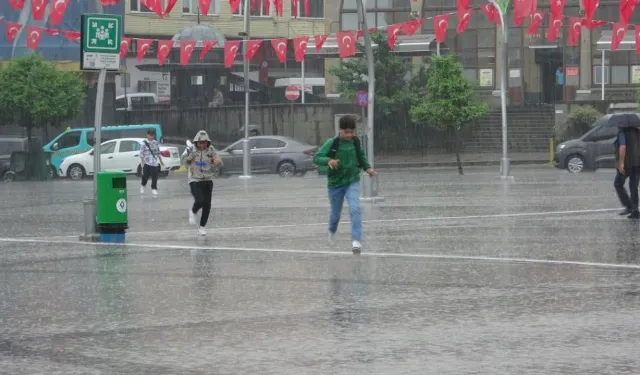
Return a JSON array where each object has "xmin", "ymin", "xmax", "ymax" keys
[{"xmin": 96, "ymin": 171, "xmax": 128, "ymax": 236}]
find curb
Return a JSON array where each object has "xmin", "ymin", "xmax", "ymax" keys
[
  {"xmin": 174, "ymin": 165, "xmax": 188, "ymax": 173},
  {"xmin": 374, "ymin": 159, "xmax": 552, "ymax": 169}
]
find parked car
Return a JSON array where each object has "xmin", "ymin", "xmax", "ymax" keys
[
  {"xmin": 208, "ymin": 136, "xmax": 317, "ymax": 177},
  {"xmin": 59, "ymin": 138, "xmax": 180, "ymax": 180},
  {"xmin": 1, "ymin": 137, "xmax": 29, "ymax": 178},
  {"xmin": 554, "ymin": 114, "xmax": 621, "ymax": 173}
]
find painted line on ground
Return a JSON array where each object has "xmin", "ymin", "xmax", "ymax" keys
[
  {"xmin": 1, "ymin": 236, "xmax": 639, "ymax": 271},
  {"xmin": 44, "ymin": 207, "xmax": 619, "ymax": 239}
]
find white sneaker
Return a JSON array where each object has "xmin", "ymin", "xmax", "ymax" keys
[
  {"xmin": 189, "ymin": 209, "xmax": 197, "ymax": 225},
  {"xmin": 140, "ymin": 186, "xmax": 145, "ymax": 194},
  {"xmin": 328, "ymin": 231, "xmax": 336, "ymax": 246},
  {"xmin": 198, "ymin": 227, "xmax": 207, "ymax": 236},
  {"xmin": 152, "ymin": 189, "xmax": 158, "ymax": 197},
  {"xmin": 352, "ymin": 240, "xmax": 362, "ymax": 253}
]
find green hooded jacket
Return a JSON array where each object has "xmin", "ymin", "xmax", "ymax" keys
[{"xmin": 313, "ymin": 137, "xmax": 371, "ymax": 188}]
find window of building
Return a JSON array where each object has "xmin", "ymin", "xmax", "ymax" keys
[
  {"xmin": 130, "ymin": 0, "xmax": 166, "ymax": 13},
  {"xmin": 182, "ymin": 0, "xmax": 219, "ymax": 14},
  {"xmin": 340, "ymin": 0, "xmax": 410, "ymax": 30},
  {"xmin": 234, "ymin": 0, "xmax": 274, "ymax": 17},
  {"xmin": 291, "ymin": 0, "xmax": 324, "ymax": 18}
]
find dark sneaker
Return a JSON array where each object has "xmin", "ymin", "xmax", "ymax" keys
[
  {"xmin": 620, "ymin": 208, "xmax": 632, "ymax": 215},
  {"xmin": 628, "ymin": 211, "xmax": 640, "ymax": 219}
]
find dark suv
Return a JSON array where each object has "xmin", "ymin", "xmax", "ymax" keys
[
  {"xmin": 554, "ymin": 115, "xmax": 620, "ymax": 173},
  {"xmin": 0, "ymin": 137, "xmax": 30, "ymax": 179}
]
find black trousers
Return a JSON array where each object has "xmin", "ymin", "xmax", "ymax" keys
[
  {"xmin": 629, "ymin": 167, "xmax": 640, "ymax": 212},
  {"xmin": 614, "ymin": 171, "xmax": 631, "ymax": 209},
  {"xmin": 190, "ymin": 180, "xmax": 213, "ymax": 227},
  {"xmin": 141, "ymin": 164, "xmax": 159, "ymax": 190}
]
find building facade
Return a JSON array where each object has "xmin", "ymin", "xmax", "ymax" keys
[
  {"xmin": 328, "ymin": 0, "xmax": 640, "ymax": 104},
  {"xmin": 122, "ymin": 0, "xmax": 327, "ymax": 104}
]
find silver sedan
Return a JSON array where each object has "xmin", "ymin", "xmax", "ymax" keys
[{"xmin": 214, "ymin": 136, "xmax": 318, "ymax": 177}]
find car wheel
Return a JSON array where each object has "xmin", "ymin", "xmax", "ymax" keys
[
  {"xmin": 565, "ymin": 155, "xmax": 585, "ymax": 173},
  {"xmin": 67, "ymin": 164, "xmax": 86, "ymax": 180},
  {"xmin": 3, "ymin": 171, "xmax": 16, "ymax": 182},
  {"xmin": 278, "ymin": 161, "xmax": 296, "ymax": 177}
]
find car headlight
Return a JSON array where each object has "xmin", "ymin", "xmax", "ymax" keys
[{"xmin": 556, "ymin": 144, "xmax": 566, "ymax": 153}]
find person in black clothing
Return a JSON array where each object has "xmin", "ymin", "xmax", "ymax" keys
[
  {"xmin": 617, "ymin": 126, "xmax": 640, "ymax": 219},
  {"xmin": 614, "ymin": 129, "xmax": 632, "ymax": 215}
]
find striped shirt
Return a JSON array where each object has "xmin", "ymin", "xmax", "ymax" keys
[{"xmin": 141, "ymin": 140, "xmax": 160, "ymax": 167}]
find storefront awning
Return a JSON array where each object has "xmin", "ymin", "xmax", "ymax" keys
[
  {"xmin": 305, "ymin": 34, "xmax": 441, "ymax": 57},
  {"xmin": 597, "ymin": 30, "xmax": 636, "ymax": 51}
]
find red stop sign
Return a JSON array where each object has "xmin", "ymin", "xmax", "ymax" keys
[{"xmin": 285, "ymin": 85, "xmax": 300, "ymax": 101}]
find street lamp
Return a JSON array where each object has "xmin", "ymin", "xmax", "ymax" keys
[
  {"xmin": 490, "ymin": 0, "xmax": 511, "ymax": 179},
  {"xmin": 239, "ymin": 0, "xmax": 252, "ymax": 179}
]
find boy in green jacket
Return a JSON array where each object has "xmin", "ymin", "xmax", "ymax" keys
[{"xmin": 313, "ymin": 115, "xmax": 375, "ymax": 253}]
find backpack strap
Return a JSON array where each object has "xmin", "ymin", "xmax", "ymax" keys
[
  {"xmin": 328, "ymin": 136, "xmax": 340, "ymax": 159},
  {"xmin": 353, "ymin": 136, "xmax": 366, "ymax": 169}
]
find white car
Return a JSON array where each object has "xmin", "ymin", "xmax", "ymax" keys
[{"xmin": 59, "ymin": 138, "xmax": 181, "ymax": 180}]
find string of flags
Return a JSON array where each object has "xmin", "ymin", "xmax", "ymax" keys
[{"xmin": 4, "ymin": 0, "xmax": 640, "ymax": 68}]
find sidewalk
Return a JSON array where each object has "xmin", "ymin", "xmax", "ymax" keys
[{"xmin": 374, "ymin": 151, "xmax": 551, "ymax": 169}]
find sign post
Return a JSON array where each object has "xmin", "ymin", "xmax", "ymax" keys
[{"xmin": 79, "ymin": 13, "xmax": 122, "ymax": 241}]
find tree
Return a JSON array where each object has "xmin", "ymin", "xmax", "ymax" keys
[
  {"xmin": 409, "ymin": 55, "xmax": 488, "ymax": 175},
  {"xmin": 0, "ymin": 53, "xmax": 85, "ymax": 141},
  {"xmin": 328, "ymin": 32, "xmax": 416, "ymax": 116},
  {"xmin": 555, "ymin": 105, "xmax": 601, "ymax": 142}
]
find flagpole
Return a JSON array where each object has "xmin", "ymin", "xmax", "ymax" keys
[
  {"xmin": 239, "ymin": 0, "xmax": 252, "ymax": 179},
  {"xmin": 301, "ymin": 59, "xmax": 306, "ymax": 103},
  {"xmin": 490, "ymin": 0, "xmax": 511, "ymax": 179}
]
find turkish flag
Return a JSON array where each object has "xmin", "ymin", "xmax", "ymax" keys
[
  {"xmin": 263, "ymin": 0, "xmax": 270, "ymax": 15},
  {"xmin": 387, "ymin": 24, "xmax": 403, "ymax": 49},
  {"xmin": 550, "ymin": 0, "xmax": 565, "ymax": 19},
  {"xmin": 63, "ymin": 30, "xmax": 80, "ymax": 42},
  {"xmin": 5, "ymin": 22, "xmax": 22, "ymax": 42},
  {"xmin": 136, "ymin": 38, "xmax": 153, "ymax": 60},
  {"xmin": 432, "ymin": 14, "xmax": 449, "ymax": 43},
  {"xmin": 304, "ymin": 0, "xmax": 309, "ymax": 16},
  {"xmin": 567, "ymin": 17, "xmax": 582, "ymax": 46},
  {"xmin": 224, "ymin": 40, "xmax": 241, "ymax": 67},
  {"xmin": 8, "ymin": 0, "xmax": 24, "ymax": 10},
  {"xmin": 514, "ymin": 0, "xmax": 533, "ymax": 26},
  {"xmin": 120, "ymin": 37, "xmax": 131, "ymax": 60},
  {"xmin": 164, "ymin": 0, "xmax": 178, "ymax": 15},
  {"xmin": 45, "ymin": 28, "xmax": 60, "ymax": 36},
  {"xmin": 293, "ymin": 36, "xmax": 309, "ymax": 62},
  {"xmin": 527, "ymin": 10, "xmax": 545, "ymax": 35},
  {"xmin": 229, "ymin": 0, "xmax": 241, "ymax": 13},
  {"xmin": 336, "ymin": 31, "xmax": 356, "ymax": 58},
  {"xmin": 100, "ymin": 0, "xmax": 120, "ymax": 5},
  {"xmin": 274, "ymin": 0, "xmax": 283, "ymax": 16},
  {"xmin": 401, "ymin": 18, "xmax": 424, "ymax": 36},
  {"xmin": 314, "ymin": 34, "xmax": 329, "ymax": 53},
  {"xmin": 635, "ymin": 25, "xmax": 640, "ymax": 54},
  {"xmin": 457, "ymin": 8, "xmax": 472, "ymax": 33},
  {"xmin": 547, "ymin": 13, "xmax": 563, "ymax": 42},
  {"xmin": 200, "ymin": 40, "xmax": 217, "ymax": 59},
  {"xmin": 612, "ymin": 22, "xmax": 627, "ymax": 51},
  {"xmin": 271, "ymin": 38, "xmax": 288, "ymax": 62},
  {"xmin": 32, "ymin": 0, "xmax": 47, "ymax": 21},
  {"xmin": 291, "ymin": 0, "xmax": 298, "ymax": 17},
  {"xmin": 244, "ymin": 40, "xmax": 262, "ymax": 60},
  {"xmin": 198, "ymin": 0, "xmax": 212, "ymax": 15},
  {"xmin": 180, "ymin": 40, "xmax": 196, "ymax": 65},
  {"xmin": 141, "ymin": 0, "xmax": 163, "ymax": 17},
  {"xmin": 456, "ymin": 0, "xmax": 469, "ymax": 13},
  {"xmin": 583, "ymin": 0, "xmax": 599, "ymax": 21},
  {"xmin": 620, "ymin": 0, "xmax": 639, "ymax": 25},
  {"xmin": 480, "ymin": 3, "xmax": 501, "ymax": 25},
  {"xmin": 49, "ymin": 0, "xmax": 69, "ymax": 25},
  {"xmin": 582, "ymin": 18, "xmax": 608, "ymax": 29},
  {"xmin": 356, "ymin": 27, "xmax": 377, "ymax": 40},
  {"xmin": 157, "ymin": 40, "xmax": 173, "ymax": 66},
  {"xmin": 26, "ymin": 26, "xmax": 43, "ymax": 50}
]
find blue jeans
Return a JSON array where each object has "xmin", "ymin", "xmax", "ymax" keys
[{"xmin": 328, "ymin": 182, "xmax": 362, "ymax": 241}]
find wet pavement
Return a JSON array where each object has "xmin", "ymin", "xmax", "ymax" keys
[{"xmin": 1, "ymin": 166, "xmax": 640, "ymax": 375}]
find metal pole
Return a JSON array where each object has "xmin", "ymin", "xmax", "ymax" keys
[
  {"xmin": 239, "ymin": 0, "xmax": 252, "ymax": 179},
  {"xmin": 301, "ymin": 60, "xmax": 306, "ymax": 104},
  {"xmin": 93, "ymin": 68, "xmax": 107, "ymax": 197},
  {"xmin": 601, "ymin": 49, "xmax": 605, "ymax": 100},
  {"xmin": 436, "ymin": 42, "xmax": 440, "ymax": 56},
  {"xmin": 492, "ymin": 0, "xmax": 510, "ymax": 178}
]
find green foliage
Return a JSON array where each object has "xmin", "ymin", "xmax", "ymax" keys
[
  {"xmin": 409, "ymin": 55, "xmax": 488, "ymax": 131},
  {"xmin": 0, "ymin": 53, "xmax": 85, "ymax": 132},
  {"xmin": 328, "ymin": 32, "xmax": 416, "ymax": 115},
  {"xmin": 556, "ymin": 105, "xmax": 602, "ymax": 141}
]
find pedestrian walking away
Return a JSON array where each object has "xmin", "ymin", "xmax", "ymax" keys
[
  {"xmin": 614, "ymin": 128, "xmax": 632, "ymax": 216},
  {"xmin": 617, "ymin": 126, "xmax": 640, "ymax": 219},
  {"xmin": 182, "ymin": 130, "xmax": 223, "ymax": 236},
  {"xmin": 140, "ymin": 129, "xmax": 164, "ymax": 197},
  {"xmin": 313, "ymin": 114, "xmax": 375, "ymax": 254}
]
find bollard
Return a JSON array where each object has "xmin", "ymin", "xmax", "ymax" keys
[{"xmin": 79, "ymin": 199, "xmax": 98, "ymax": 242}]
